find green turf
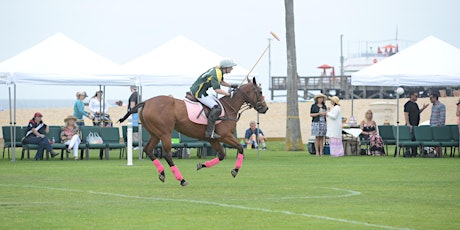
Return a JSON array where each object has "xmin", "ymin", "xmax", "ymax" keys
[{"xmin": 0, "ymin": 144, "xmax": 459, "ymax": 230}]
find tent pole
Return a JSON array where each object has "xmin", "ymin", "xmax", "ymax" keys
[
  {"xmin": 8, "ymin": 85, "xmax": 14, "ymax": 162},
  {"xmin": 99, "ymin": 85, "xmax": 103, "ymax": 126},
  {"xmin": 12, "ymin": 84, "xmax": 17, "ymax": 162},
  {"xmin": 138, "ymin": 85, "xmax": 143, "ymax": 160},
  {"xmin": 396, "ymin": 90, "xmax": 400, "ymax": 157}
]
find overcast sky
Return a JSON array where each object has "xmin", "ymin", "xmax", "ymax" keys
[{"xmin": 0, "ymin": 0, "xmax": 459, "ymax": 100}]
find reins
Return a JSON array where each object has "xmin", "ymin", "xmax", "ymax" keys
[{"xmin": 219, "ymin": 84, "xmax": 263, "ymax": 121}]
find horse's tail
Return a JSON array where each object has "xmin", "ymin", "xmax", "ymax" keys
[{"xmin": 118, "ymin": 102, "xmax": 145, "ymax": 123}]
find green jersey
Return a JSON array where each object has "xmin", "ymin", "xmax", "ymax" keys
[{"xmin": 190, "ymin": 67, "xmax": 223, "ymax": 98}]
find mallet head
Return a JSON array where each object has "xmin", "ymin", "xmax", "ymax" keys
[{"xmin": 270, "ymin": 31, "xmax": 280, "ymax": 41}]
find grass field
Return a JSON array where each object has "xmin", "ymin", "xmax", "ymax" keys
[{"xmin": 1, "ymin": 143, "xmax": 459, "ymax": 230}]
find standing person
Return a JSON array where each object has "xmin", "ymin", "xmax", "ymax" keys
[
  {"xmin": 360, "ymin": 110, "xmax": 385, "ymax": 156},
  {"xmin": 326, "ymin": 96, "xmax": 344, "ymax": 157},
  {"xmin": 61, "ymin": 116, "xmax": 82, "ymax": 160},
  {"xmin": 310, "ymin": 93, "xmax": 327, "ymax": 156},
  {"xmin": 244, "ymin": 121, "xmax": 267, "ymax": 150},
  {"xmin": 22, "ymin": 112, "xmax": 58, "ymax": 160},
  {"xmin": 456, "ymin": 98, "xmax": 460, "ymax": 131},
  {"xmin": 128, "ymin": 86, "xmax": 139, "ymax": 126},
  {"xmin": 429, "ymin": 92, "xmax": 446, "ymax": 127},
  {"xmin": 89, "ymin": 90, "xmax": 110, "ymax": 126},
  {"xmin": 190, "ymin": 58, "xmax": 239, "ymax": 139},
  {"xmin": 429, "ymin": 92, "xmax": 446, "ymax": 157},
  {"xmin": 404, "ymin": 91, "xmax": 429, "ymax": 157},
  {"xmin": 73, "ymin": 91, "xmax": 93, "ymax": 126}
]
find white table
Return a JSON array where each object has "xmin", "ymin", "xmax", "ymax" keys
[{"xmin": 342, "ymin": 128, "xmax": 362, "ymax": 138}]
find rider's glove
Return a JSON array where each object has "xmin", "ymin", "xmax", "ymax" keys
[{"xmin": 230, "ymin": 84, "xmax": 239, "ymax": 89}]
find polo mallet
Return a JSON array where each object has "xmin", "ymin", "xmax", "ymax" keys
[{"xmin": 239, "ymin": 31, "xmax": 280, "ymax": 86}]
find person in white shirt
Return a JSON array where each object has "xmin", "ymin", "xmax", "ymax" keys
[
  {"xmin": 88, "ymin": 90, "xmax": 110, "ymax": 126},
  {"xmin": 326, "ymin": 96, "xmax": 344, "ymax": 157}
]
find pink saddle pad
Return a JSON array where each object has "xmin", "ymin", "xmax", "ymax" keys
[{"xmin": 184, "ymin": 99, "xmax": 224, "ymax": 125}]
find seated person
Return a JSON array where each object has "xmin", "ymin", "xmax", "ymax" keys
[
  {"xmin": 22, "ymin": 112, "xmax": 58, "ymax": 160},
  {"xmin": 61, "ymin": 116, "xmax": 82, "ymax": 160},
  {"xmin": 244, "ymin": 121, "xmax": 267, "ymax": 150},
  {"xmin": 360, "ymin": 110, "xmax": 385, "ymax": 156}
]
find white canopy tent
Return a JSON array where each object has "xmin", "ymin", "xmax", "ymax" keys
[
  {"xmin": 121, "ymin": 35, "xmax": 253, "ymax": 86},
  {"xmin": 351, "ymin": 35, "xmax": 460, "ymax": 156},
  {"xmin": 352, "ymin": 36, "xmax": 460, "ymax": 87},
  {"xmin": 0, "ymin": 33, "xmax": 132, "ymax": 85},
  {"xmin": 0, "ymin": 33, "xmax": 135, "ymax": 162}
]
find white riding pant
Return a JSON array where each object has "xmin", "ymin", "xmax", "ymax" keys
[
  {"xmin": 197, "ymin": 95, "xmax": 219, "ymax": 109},
  {"xmin": 65, "ymin": 134, "xmax": 81, "ymax": 157}
]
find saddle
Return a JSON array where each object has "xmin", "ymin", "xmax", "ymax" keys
[{"xmin": 184, "ymin": 92, "xmax": 225, "ymax": 125}]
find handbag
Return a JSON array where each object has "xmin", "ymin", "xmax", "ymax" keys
[{"xmin": 87, "ymin": 131, "xmax": 103, "ymax": 144}]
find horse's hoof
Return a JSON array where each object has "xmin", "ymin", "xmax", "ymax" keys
[
  {"xmin": 196, "ymin": 163, "xmax": 203, "ymax": 171},
  {"xmin": 231, "ymin": 169, "xmax": 238, "ymax": 178},
  {"xmin": 159, "ymin": 173, "xmax": 165, "ymax": 183},
  {"xmin": 180, "ymin": 179, "xmax": 189, "ymax": 186}
]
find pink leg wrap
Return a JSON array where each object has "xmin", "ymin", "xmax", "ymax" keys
[
  {"xmin": 170, "ymin": 165, "xmax": 184, "ymax": 181},
  {"xmin": 235, "ymin": 153, "xmax": 244, "ymax": 169},
  {"xmin": 204, "ymin": 157, "xmax": 220, "ymax": 168},
  {"xmin": 152, "ymin": 159, "xmax": 164, "ymax": 173}
]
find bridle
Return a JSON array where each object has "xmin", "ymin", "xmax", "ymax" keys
[
  {"xmin": 220, "ymin": 83, "xmax": 265, "ymax": 121},
  {"xmin": 239, "ymin": 83, "xmax": 265, "ymax": 112}
]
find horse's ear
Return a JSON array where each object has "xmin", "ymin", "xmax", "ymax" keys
[
  {"xmin": 252, "ymin": 77, "xmax": 257, "ymax": 85},
  {"xmin": 247, "ymin": 78, "xmax": 250, "ymax": 83}
]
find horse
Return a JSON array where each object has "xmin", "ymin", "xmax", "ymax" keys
[{"xmin": 119, "ymin": 78, "xmax": 268, "ymax": 186}]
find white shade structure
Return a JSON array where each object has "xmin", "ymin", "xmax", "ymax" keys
[
  {"xmin": 0, "ymin": 32, "xmax": 132, "ymax": 86},
  {"xmin": 121, "ymin": 35, "xmax": 252, "ymax": 86},
  {"xmin": 352, "ymin": 36, "xmax": 460, "ymax": 87}
]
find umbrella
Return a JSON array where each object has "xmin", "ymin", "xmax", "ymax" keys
[
  {"xmin": 317, "ymin": 64, "xmax": 333, "ymax": 75},
  {"xmin": 382, "ymin": 44, "xmax": 396, "ymax": 49}
]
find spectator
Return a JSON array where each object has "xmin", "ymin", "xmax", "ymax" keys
[
  {"xmin": 244, "ymin": 121, "xmax": 267, "ymax": 150},
  {"xmin": 61, "ymin": 116, "xmax": 81, "ymax": 160},
  {"xmin": 89, "ymin": 90, "xmax": 111, "ymax": 127},
  {"xmin": 22, "ymin": 112, "xmax": 58, "ymax": 160},
  {"xmin": 326, "ymin": 96, "xmax": 344, "ymax": 157},
  {"xmin": 456, "ymin": 98, "xmax": 460, "ymax": 130},
  {"xmin": 310, "ymin": 93, "xmax": 327, "ymax": 156},
  {"xmin": 128, "ymin": 86, "xmax": 139, "ymax": 126},
  {"xmin": 360, "ymin": 110, "xmax": 385, "ymax": 156},
  {"xmin": 404, "ymin": 91, "xmax": 428, "ymax": 157},
  {"xmin": 73, "ymin": 91, "xmax": 93, "ymax": 126},
  {"xmin": 429, "ymin": 92, "xmax": 446, "ymax": 127},
  {"xmin": 429, "ymin": 93, "xmax": 446, "ymax": 157}
]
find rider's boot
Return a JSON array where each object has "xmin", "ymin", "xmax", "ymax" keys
[{"xmin": 205, "ymin": 105, "xmax": 222, "ymax": 139}]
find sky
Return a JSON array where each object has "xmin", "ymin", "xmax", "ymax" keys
[{"xmin": 0, "ymin": 0, "xmax": 459, "ymax": 101}]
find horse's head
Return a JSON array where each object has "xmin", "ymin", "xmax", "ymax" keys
[{"xmin": 237, "ymin": 78, "xmax": 269, "ymax": 114}]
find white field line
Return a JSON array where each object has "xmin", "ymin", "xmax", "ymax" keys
[{"xmin": 0, "ymin": 184, "xmax": 411, "ymax": 230}]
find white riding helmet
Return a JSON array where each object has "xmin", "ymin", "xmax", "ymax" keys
[{"xmin": 220, "ymin": 58, "xmax": 237, "ymax": 68}]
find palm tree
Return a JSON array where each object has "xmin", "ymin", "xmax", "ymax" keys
[{"xmin": 284, "ymin": 0, "xmax": 304, "ymax": 150}]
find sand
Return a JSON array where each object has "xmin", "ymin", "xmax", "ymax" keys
[{"xmin": 1, "ymin": 97, "xmax": 459, "ymax": 143}]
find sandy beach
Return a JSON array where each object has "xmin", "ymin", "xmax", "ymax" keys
[{"xmin": 1, "ymin": 97, "xmax": 459, "ymax": 143}]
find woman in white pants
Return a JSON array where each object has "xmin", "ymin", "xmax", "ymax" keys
[{"xmin": 60, "ymin": 116, "xmax": 82, "ymax": 160}]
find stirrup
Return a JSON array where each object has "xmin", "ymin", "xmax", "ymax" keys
[{"xmin": 207, "ymin": 131, "xmax": 221, "ymax": 139}]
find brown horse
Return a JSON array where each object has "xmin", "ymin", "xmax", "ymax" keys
[{"xmin": 119, "ymin": 78, "xmax": 268, "ymax": 186}]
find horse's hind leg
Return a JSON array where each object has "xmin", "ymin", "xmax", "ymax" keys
[
  {"xmin": 144, "ymin": 135, "xmax": 166, "ymax": 183},
  {"xmin": 161, "ymin": 137, "xmax": 188, "ymax": 186}
]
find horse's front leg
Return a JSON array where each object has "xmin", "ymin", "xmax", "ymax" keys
[
  {"xmin": 196, "ymin": 140, "xmax": 225, "ymax": 170},
  {"xmin": 225, "ymin": 137, "xmax": 245, "ymax": 178}
]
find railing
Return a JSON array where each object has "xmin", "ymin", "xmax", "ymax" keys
[{"xmin": 271, "ymin": 76, "xmax": 350, "ymax": 91}]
